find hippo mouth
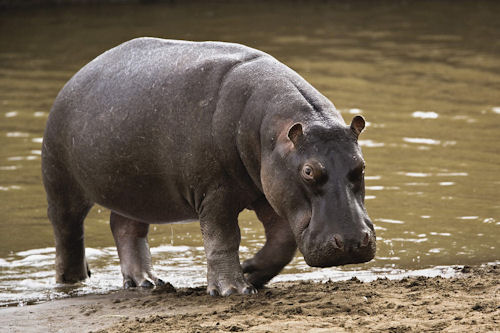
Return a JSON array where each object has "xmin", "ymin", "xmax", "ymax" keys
[
  {"xmin": 301, "ymin": 241, "xmax": 376, "ymax": 268},
  {"xmin": 297, "ymin": 221, "xmax": 376, "ymax": 268}
]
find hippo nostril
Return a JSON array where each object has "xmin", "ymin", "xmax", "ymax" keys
[
  {"xmin": 360, "ymin": 231, "xmax": 370, "ymax": 248},
  {"xmin": 332, "ymin": 234, "xmax": 344, "ymax": 251}
]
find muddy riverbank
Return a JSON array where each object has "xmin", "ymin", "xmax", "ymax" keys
[{"xmin": 1, "ymin": 264, "xmax": 498, "ymax": 332}]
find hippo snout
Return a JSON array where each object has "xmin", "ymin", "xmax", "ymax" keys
[
  {"xmin": 331, "ymin": 231, "xmax": 371, "ymax": 251},
  {"xmin": 300, "ymin": 228, "xmax": 376, "ymax": 268}
]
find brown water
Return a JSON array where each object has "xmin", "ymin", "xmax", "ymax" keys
[{"xmin": 0, "ymin": 1, "xmax": 499, "ymax": 306}]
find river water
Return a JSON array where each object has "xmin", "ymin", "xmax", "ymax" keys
[{"xmin": 0, "ymin": 1, "xmax": 499, "ymax": 306}]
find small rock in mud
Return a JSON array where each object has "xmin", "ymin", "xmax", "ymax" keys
[
  {"xmin": 471, "ymin": 303, "xmax": 484, "ymax": 311},
  {"xmin": 228, "ymin": 325, "xmax": 244, "ymax": 331},
  {"xmin": 461, "ymin": 265, "xmax": 472, "ymax": 273},
  {"xmin": 152, "ymin": 282, "xmax": 176, "ymax": 294},
  {"xmin": 350, "ymin": 276, "xmax": 362, "ymax": 283},
  {"xmin": 283, "ymin": 306, "xmax": 303, "ymax": 315}
]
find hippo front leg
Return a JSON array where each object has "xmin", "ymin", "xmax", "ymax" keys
[
  {"xmin": 199, "ymin": 204, "xmax": 257, "ymax": 296},
  {"xmin": 110, "ymin": 212, "xmax": 165, "ymax": 288},
  {"xmin": 242, "ymin": 198, "xmax": 297, "ymax": 288}
]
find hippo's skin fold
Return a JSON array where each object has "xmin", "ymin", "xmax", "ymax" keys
[{"xmin": 42, "ymin": 38, "xmax": 375, "ymax": 296}]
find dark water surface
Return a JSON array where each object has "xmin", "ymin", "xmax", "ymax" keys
[{"xmin": 1, "ymin": 1, "xmax": 499, "ymax": 306}]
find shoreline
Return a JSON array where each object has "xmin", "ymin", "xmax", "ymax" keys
[
  {"xmin": 1, "ymin": 264, "xmax": 498, "ymax": 332},
  {"xmin": 0, "ymin": 262, "xmax": 479, "ymax": 308}
]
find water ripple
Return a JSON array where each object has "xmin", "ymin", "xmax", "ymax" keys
[
  {"xmin": 376, "ymin": 218, "xmax": 404, "ymax": 224},
  {"xmin": 5, "ymin": 111, "xmax": 18, "ymax": 118},
  {"xmin": 412, "ymin": 111, "xmax": 438, "ymax": 119},
  {"xmin": 403, "ymin": 137, "xmax": 441, "ymax": 145}
]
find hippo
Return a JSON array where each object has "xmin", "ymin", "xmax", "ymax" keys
[{"xmin": 42, "ymin": 37, "xmax": 375, "ymax": 296}]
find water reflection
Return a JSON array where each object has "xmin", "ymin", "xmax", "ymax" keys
[{"xmin": 1, "ymin": 0, "xmax": 499, "ymax": 306}]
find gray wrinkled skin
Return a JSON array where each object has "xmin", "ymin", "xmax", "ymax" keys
[{"xmin": 42, "ymin": 38, "xmax": 375, "ymax": 296}]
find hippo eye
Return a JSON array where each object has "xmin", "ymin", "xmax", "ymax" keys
[
  {"xmin": 301, "ymin": 164, "xmax": 315, "ymax": 182},
  {"xmin": 348, "ymin": 164, "xmax": 365, "ymax": 186},
  {"xmin": 301, "ymin": 161, "xmax": 327, "ymax": 185}
]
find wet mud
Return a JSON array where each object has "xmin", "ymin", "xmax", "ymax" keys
[{"xmin": 1, "ymin": 264, "xmax": 498, "ymax": 332}]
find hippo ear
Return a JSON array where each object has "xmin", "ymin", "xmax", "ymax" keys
[
  {"xmin": 350, "ymin": 115, "xmax": 365, "ymax": 137},
  {"xmin": 287, "ymin": 123, "xmax": 304, "ymax": 146}
]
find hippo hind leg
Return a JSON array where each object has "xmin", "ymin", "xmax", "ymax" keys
[
  {"xmin": 110, "ymin": 212, "xmax": 165, "ymax": 288},
  {"xmin": 242, "ymin": 198, "xmax": 297, "ymax": 288},
  {"xmin": 43, "ymin": 158, "xmax": 93, "ymax": 283}
]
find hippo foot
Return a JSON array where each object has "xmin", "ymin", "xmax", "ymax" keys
[
  {"xmin": 56, "ymin": 258, "xmax": 92, "ymax": 284},
  {"xmin": 122, "ymin": 272, "xmax": 165, "ymax": 289},
  {"xmin": 241, "ymin": 259, "xmax": 278, "ymax": 289},
  {"xmin": 240, "ymin": 242, "xmax": 296, "ymax": 288},
  {"xmin": 206, "ymin": 274, "xmax": 257, "ymax": 296}
]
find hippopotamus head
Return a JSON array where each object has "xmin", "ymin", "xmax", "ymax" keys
[{"xmin": 261, "ymin": 115, "xmax": 375, "ymax": 267}]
